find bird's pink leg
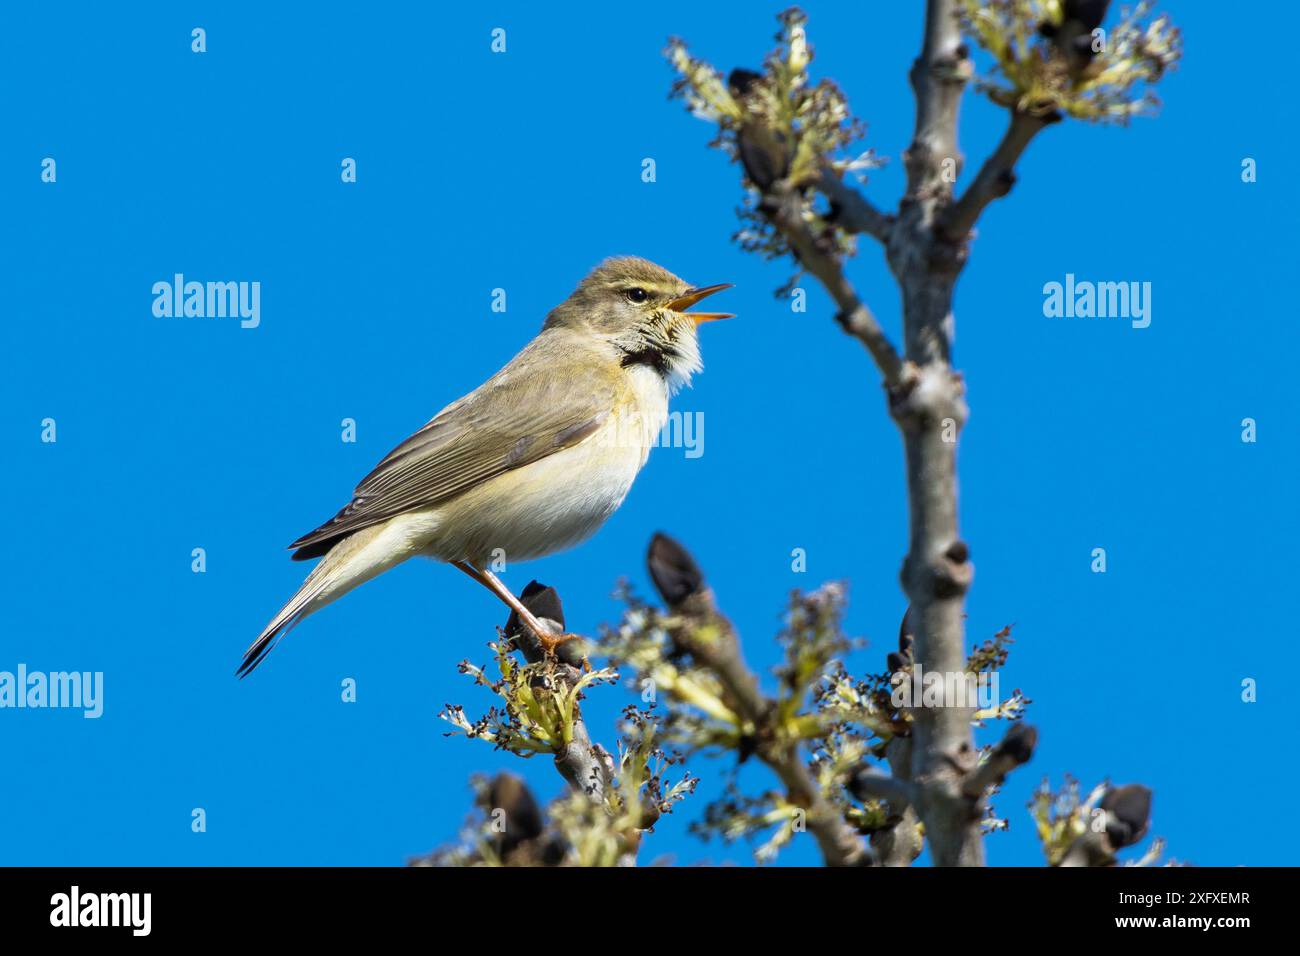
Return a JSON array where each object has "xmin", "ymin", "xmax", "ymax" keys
[{"xmin": 452, "ymin": 561, "xmax": 573, "ymax": 653}]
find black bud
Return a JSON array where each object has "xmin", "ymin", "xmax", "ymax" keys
[
  {"xmin": 727, "ymin": 67, "xmax": 763, "ymax": 96},
  {"xmin": 554, "ymin": 637, "xmax": 588, "ymax": 669},
  {"xmin": 539, "ymin": 835, "xmax": 567, "ymax": 866},
  {"xmin": 1069, "ymin": 0, "xmax": 1111, "ymax": 32},
  {"xmin": 647, "ymin": 532, "xmax": 706, "ymax": 605},
  {"xmin": 998, "ymin": 722, "xmax": 1038, "ymax": 765},
  {"xmin": 520, "ymin": 580, "xmax": 564, "ymax": 630},
  {"xmin": 736, "ymin": 133, "xmax": 781, "ymax": 191},
  {"xmin": 486, "ymin": 773, "xmax": 544, "ymax": 855},
  {"xmin": 846, "ymin": 767, "xmax": 873, "ymax": 802},
  {"xmin": 504, "ymin": 581, "xmax": 565, "ymax": 639},
  {"xmin": 1102, "ymin": 784, "xmax": 1152, "ymax": 849},
  {"xmin": 504, "ymin": 582, "xmax": 570, "ymax": 664}
]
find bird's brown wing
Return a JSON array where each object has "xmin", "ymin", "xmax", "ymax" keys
[{"xmin": 288, "ymin": 339, "xmax": 617, "ymax": 559}]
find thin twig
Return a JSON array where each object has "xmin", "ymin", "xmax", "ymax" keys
[
  {"xmin": 764, "ymin": 186, "xmax": 905, "ymax": 387},
  {"xmin": 648, "ymin": 536, "xmax": 872, "ymax": 867},
  {"xmin": 904, "ymin": 0, "xmax": 970, "ymax": 200},
  {"xmin": 939, "ymin": 111, "xmax": 1049, "ymax": 241},
  {"xmin": 818, "ymin": 168, "xmax": 894, "ymax": 244},
  {"xmin": 848, "ymin": 766, "xmax": 919, "ymax": 809},
  {"xmin": 505, "ymin": 594, "xmax": 611, "ymax": 803},
  {"xmin": 961, "ymin": 722, "xmax": 1037, "ymax": 799}
]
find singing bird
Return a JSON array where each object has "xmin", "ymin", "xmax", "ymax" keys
[{"xmin": 239, "ymin": 257, "xmax": 733, "ymax": 676}]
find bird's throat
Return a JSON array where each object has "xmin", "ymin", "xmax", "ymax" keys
[
  {"xmin": 617, "ymin": 341, "xmax": 677, "ymax": 378},
  {"xmin": 615, "ymin": 318, "xmax": 701, "ymax": 392}
]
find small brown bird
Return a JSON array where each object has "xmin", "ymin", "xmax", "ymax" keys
[{"xmin": 240, "ymin": 257, "xmax": 733, "ymax": 676}]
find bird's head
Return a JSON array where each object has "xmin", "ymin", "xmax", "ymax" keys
[{"xmin": 545, "ymin": 256, "xmax": 734, "ymax": 391}]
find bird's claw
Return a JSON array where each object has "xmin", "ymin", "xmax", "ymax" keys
[{"xmin": 534, "ymin": 629, "xmax": 589, "ymax": 669}]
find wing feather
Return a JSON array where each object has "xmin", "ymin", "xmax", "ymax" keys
[{"xmin": 289, "ymin": 334, "xmax": 617, "ymax": 557}]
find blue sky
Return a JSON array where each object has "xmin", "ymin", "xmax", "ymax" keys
[{"xmin": 1, "ymin": 2, "xmax": 1293, "ymax": 867}]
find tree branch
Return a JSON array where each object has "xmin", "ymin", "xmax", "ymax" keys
[
  {"xmin": 848, "ymin": 619, "xmax": 925, "ymax": 867},
  {"xmin": 961, "ymin": 722, "xmax": 1037, "ymax": 799},
  {"xmin": 660, "ymin": 0, "xmax": 1183, "ymax": 870},
  {"xmin": 848, "ymin": 766, "xmax": 918, "ymax": 809},
  {"xmin": 939, "ymin": 111, "xmax": 1050, "ymax": 241},
  {"xmin": 904, "ymin": 0, "xmax": 970, "ymax": 201},
  {"xmin": 764, "ymin": 185, "xmax": 905, "ymax": 388},
  {"xmin": 647, "ymin": 534, "xmax": 872, "ymax": 867},
  {"xmin": 672, "ymin": 612, "xmax": 865, "ymax": 867},
  {"xmin": 886, "ymin": 0, "xmax": 985, "ymax": 867},
  {"xmin": 1058, "ymin": 784, "xmax": 1153, "ymax": 867},
  {"xmin": 870, "ymin": 736, "xmax": 925, "ymax": 866},
  {"xmin": 818, "ymin": 168, "xmax": 894, "ymax": 244},
  {"xmin": 504, "ymin": 587, "xmax": 611, "ymax": 804}
]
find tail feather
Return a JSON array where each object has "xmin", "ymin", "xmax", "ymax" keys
[
  {"xmin": 238, "ymin": 589, "xmax": 321, "ymax": 678},
  {"xmin": 240, "ymin": 516, "xmax": 433, "ymax": 677},
  {"xmin": 239, "ymin": 553, "xmax": 349, "ymax": 678},
  {"xmin": 236, "ymin": 618, "xmax": 297, "ymax": 677}
]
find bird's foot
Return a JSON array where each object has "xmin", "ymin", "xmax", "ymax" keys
[
  {"xmin": 534, "ymin": 629, "xmax": 571, "ymax": 653},
  {"xmin": 533, "ymin": 628, "xmax": 589, "ymax": 669}
]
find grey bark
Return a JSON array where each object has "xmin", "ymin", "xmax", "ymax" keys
[
  {"xmin": 868, "ymin": 737, "xmax": 925, "ymax": 867},
  {"xmin": 760, "ymin": 0, "xmax": 1048, "ymax": 864}
]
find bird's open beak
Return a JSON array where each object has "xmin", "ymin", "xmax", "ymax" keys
[{"xmin": 667, "ymin": 283, "xmax": 735, "ymax": 324}]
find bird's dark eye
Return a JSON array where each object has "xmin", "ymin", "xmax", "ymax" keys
[{"xmin": 624, "ymin": 287, "xmax": 649, "ymax": 303}]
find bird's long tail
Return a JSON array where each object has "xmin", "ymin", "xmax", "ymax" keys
[{"xmin": 238, "ymin": 519, "xmax": 428, "ymax": 677}]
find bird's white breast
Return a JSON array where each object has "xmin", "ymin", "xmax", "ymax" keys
[{"xmin": 420, "ymin": 365, "xmax": 669, "ymax": 566}]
